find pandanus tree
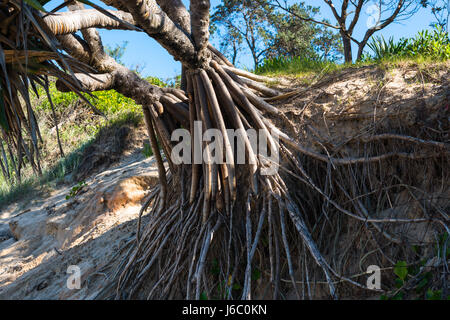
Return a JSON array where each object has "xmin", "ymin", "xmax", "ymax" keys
[{"xmin": 1, "ymin": 0, "xmax": 448, "ymax": 299}]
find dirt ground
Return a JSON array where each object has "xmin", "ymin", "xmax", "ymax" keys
[{"xmin": 0, "ymin": 151, "xmax": 159, "ymax": 299}]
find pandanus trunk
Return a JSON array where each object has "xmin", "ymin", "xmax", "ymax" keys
[{"xmin": 89, "ymin": 0, "xmax": 342, "ymax": 300}]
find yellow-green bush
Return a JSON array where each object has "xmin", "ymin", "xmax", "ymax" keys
[{"xmin": 35, "ymin": 83, "xmax": 140, "ymax": 116}]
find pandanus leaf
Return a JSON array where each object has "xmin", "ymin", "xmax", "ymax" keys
[{"xmin": 0, "ymin": 84, "xmax": 10, "ymax": 132}]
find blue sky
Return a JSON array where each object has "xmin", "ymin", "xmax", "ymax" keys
[{"xmin": 45, "ymin": 0, "xmax": 439, "ymax": 79}]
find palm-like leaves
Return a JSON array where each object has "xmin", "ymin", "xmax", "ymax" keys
[
  {"xmin": 367, "ymin": 26, "xmax": 450, "ymax": 61},
  {"xmin": 0, "ymin": 0, "xmax": 95, "ymax": 183}
]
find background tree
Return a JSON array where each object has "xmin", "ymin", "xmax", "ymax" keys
[
  {"xmin": 265, "ymin": 3, "xmax": 343, "ymax": 61},
  {"xmin": 421, "ymin": 0, "xmax": 450, "ymax": 31},
  {"xmin": 211, "ymin": 0, "xmax": 276, "ymax": 68},
  {"xmin": 105, "ymin": 41, "xmax": 128, "ymax": 63},
  {"xmin": 313, "ymin": 27, "xmax": 344, "ymax": 61},
  {"xmin": 267, "ymin": 0, "xmax": 421, "ymax": 62},
  {"xmin": 209, "ymin": 17, "xmax": 244, "ymax": 65},
  {"xmin": 105, "ymin": 41, "xmax": 146, "ymax": 74},
  {"xmin": 211, "ymin": 0, "xmax": 343, "ymax": 68}
]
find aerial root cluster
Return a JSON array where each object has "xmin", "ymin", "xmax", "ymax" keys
[{"xmin": 99, "ymin": 53, "xmax": 449, "ymax": 300}]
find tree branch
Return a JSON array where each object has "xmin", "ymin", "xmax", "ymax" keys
[
  {"xmin": 44, "ymin": 9, "xmax": 136, "ymax": 35},
  {"xmin": 267, "ymin": 0, "xmax": 361, "ymax": 45},
  {"xmin": 190, "ymin": 0, "xmax": 211, "ymax": 62},
  {"xmin": 56, "ymin": 32, "xmax": 165, "ymax": 106},
  {"xmin": 68, "ymin": 2, "xmax": 109, "ymax": 71},
  {"xmin": 348, "ymin": 0, "xmax": 365, "ymax": 33},
  {"xmin": 116, "ymin": 0, "xmax": 198, "ymax": 68},
  {"xmin": 270, "ymin": 0, "xmax": 340, "ymax": 30},
  {"xmin": 375, "ymin": 0, "xmax": 405, "ymax": 30},
  {"xmin": 56, "ymin": 73, "xmax": 114, "ymax": 92},
  {"xmin": 323, "ymin": 0, "xmax": 343, "ymax": 23},
  {"xmin": 341, "ymin": 0, "xmax": 350, "ymax": 20},
  {"xmin": 356, "ymin": 0, "xmax": 406, "ymax": 59},
  {"xmin": 156, "ymin": 0, "xmax": 191, "ymax": 33}
]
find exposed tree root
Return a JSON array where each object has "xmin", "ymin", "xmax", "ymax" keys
[{"xmin": 96, "ymin": 56, "xmax": 449, "ymax": 300}]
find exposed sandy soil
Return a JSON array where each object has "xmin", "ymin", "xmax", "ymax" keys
[
  {"xmin": 0, "ymin": 152, "xmax": 159, "ymax": 299},
  {"xmin": 269, "ymin": 61, "xmax": 449, "ymax": 152}
]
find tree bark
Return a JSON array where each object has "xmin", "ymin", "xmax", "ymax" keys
[
  {"xmin": 341, "ymin": 32, "xmax": 353, "ymax": 63},
  {"xmin": 357, "ymin": 31, "xmax": 374, "ymax": 61},
  {"xmin": 43, "ymin": 9, "xmax": 135, "ymax": 35},
  {"xmin": 156, "ymin": 0, "xmax": 192, "ymax": 89},
  {"xmin": 56, "ymin": 73, "xmax": 114, "ymax": 92},
  {"xmin": 156, "ymin": 0, "xmax": 191, "ymax": 33},
  {"xmin": 190, "ymin": 0, "xmax": 210, "ymax": 60},
  {"xmin": 117, "ymin": 0, "xmax": 199, "ymax": 68},
  {"xmin": 56, "ymin": 34, "xmax": 164, "ymax": 106}
]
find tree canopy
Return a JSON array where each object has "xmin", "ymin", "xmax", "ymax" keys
[
  {"xmin": 211, "ymin": 0, "xmax": 343, "ymax": 68},
  {"xmin": 264, "ymin": 0, "xmax": 422, "ymax": 62}
]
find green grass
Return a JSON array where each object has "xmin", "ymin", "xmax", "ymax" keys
[
  {"xmin": 0, "ymin": 111, "xmax": 142, "ymax": 208},
  {"xmin": 255, "ymin": 56, "xmax": 341, "ymax": 77},
  {"xmin": 0, "ymin": 136, "xmax": 90, "ymax": 207},
  {"xmin": 255, "ymin": 52, "xmax": 448, "ymax": 82},
  {"xmin": 142, "ymin": 142, "xmax": 153, "ymax": 158},
  {"xmin": 256, "ymin": 27, "xmax": 449, "ymax": 79}
]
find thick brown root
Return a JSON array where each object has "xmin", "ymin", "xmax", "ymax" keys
[{"xmin": 95, "ymin": 59, "xmax": 449, "ymax": 300}]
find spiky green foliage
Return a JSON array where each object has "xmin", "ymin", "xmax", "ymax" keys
[
  {"xmin": 0, "ymin": 0, "xmax": 96, "ymax": 185},
  {"xmin": 365, "ymin": 26, "xmax": 450, "ymax": 61}
]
